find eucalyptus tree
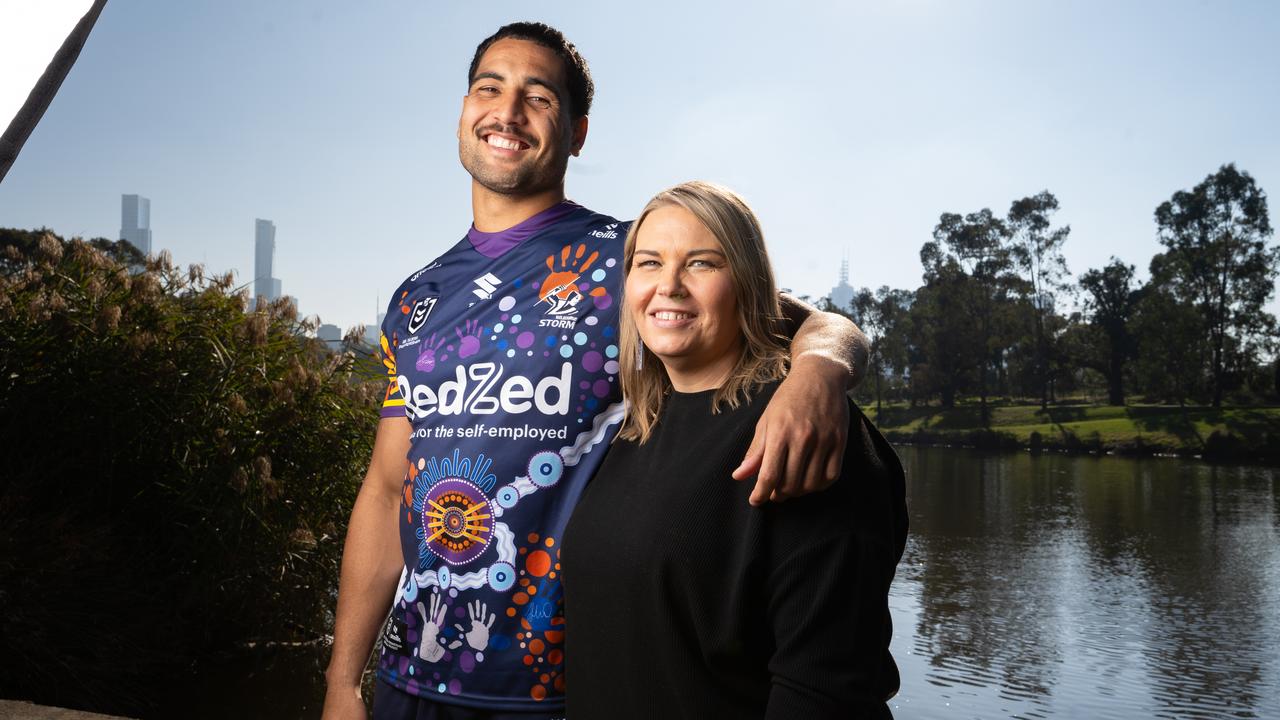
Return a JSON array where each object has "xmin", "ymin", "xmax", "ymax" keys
[
  {"xmin": 1153, "ymin": 164, "xmax": 1278, "ymax": 406},
  {"xmin": 1079, "ymin": 258, "xmax": 1141, "ymax": 405},
  {"xmin": 1008, "ymin": 191, "xmax": 1071, "ymax": 409},
  {"xmin": 921, "ymin": 209, "xmax": 1022, "ymax": 423},
  {"xmin": 850, "ymin": 286, "xmax": 914, "ymax": 413}
]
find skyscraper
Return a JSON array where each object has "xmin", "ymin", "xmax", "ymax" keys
[
  {"xmin": 828, "ymin": 255, "xmax": 854, "ymax": 311},
  {"xmin": 253, "ymin": 219, "xmax": 281, "ymax": 305},
  {"xmin": 119, "ymin": 194, "xmax": 152, "ymax": 255}
]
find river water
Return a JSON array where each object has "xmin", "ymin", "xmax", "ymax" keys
[
  {"xmin": 182, "ymin": 447, "xmax": 1280, "ymax": 718},
  {"xmin": 888, "ymin": 447, "xmax": 1280, "ymax": 719}
]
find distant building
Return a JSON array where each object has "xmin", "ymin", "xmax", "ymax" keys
[
  {"xmin": 362, "ymin": 298, "xmax": 386, "ymax": 347},
  {"xmin": 253, "ymin": 219, "xmax": 281, "ymax": 307},
  {"xmin": 317, "ymin": 323, "xmax": 342, "ymax": 351},
  {"xmin": 828, "ymin": 255, "xmax": 854, "ymax": 312},
  {"xmin": 119, "ymin": 194, "xmax": 152, "ymax": 255}
]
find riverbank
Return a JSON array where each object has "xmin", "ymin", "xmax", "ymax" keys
[
  {"xmin": 0, "ymin": 700, "xmax": 132, "ymax": 720},
  {"xmin": 865, "ymin": 403, "xmax": 1280, "ymax": 463}
]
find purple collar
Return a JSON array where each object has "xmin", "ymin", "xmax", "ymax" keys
[{"xmin": 467, "ymin": 200, "xmax": 583, "ymax": 258}]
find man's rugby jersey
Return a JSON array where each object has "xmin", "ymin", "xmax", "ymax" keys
[{"xmin": 376, "ymin": 201, "xmax": 626, "ymax": 710}]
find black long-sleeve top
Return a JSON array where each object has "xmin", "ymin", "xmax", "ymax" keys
[{"xmin": 561, "ymin": 382, "xmax": 907, "ymax": 719}]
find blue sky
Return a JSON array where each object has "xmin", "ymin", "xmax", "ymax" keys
[{"xmin": 2, "ymin": 0, "xmax": 1278, "ymax": 331}]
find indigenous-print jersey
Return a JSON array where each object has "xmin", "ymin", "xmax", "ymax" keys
[{"xmin": 375, "ymin": 201, "xmax": 626, "ymax": 710}]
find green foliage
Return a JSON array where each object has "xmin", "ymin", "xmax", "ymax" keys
[
  {"xmin": 0, "ymin": 230, "xmax": 381, "ymax": 713},
  {"xmin": 1078, "ymin": 258, "xmax": 1141, "ymax": 405},
  {"xmin": 1153, "ymin": 163, "xmax": 1278, "ymax": 406},
  {"xmin": 1007, "ymin": 191, "xmax": 1071, "ymax": 408},
  {"xmin": 830, "ymin": 166, "xmax": 1275, "ymax": 413}
]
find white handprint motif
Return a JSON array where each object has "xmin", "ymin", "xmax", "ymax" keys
[
  {"xmin": 415, "ymin": 591, "xmax": 448, "ymax": 662},
  {"xmin": 449, "ymin": 599, "xmax": 496, "ymax": 653}
]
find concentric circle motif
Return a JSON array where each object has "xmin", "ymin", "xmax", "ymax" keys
[
  {"xmin": 527, "ymin": 451, "xmax": 564, "ymax": 488},
  {"xmin": 496, "ymin": 485, "xmax": 520, "ymax": 509},
  {"xmin": 488, "ymin": 561, "xmax": 517, "ymax": 592},
  {"xmin": 421, "ymin": 478, "xmax": 494, "ymax": 566},
  {"xmin": 437, "ymin": 565, "xmax": 451, "ymax": 590}
]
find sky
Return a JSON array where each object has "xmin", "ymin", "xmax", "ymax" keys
[{"xmin": 2, "ymin": 0, "xmax": 1279, "ymax": 332}]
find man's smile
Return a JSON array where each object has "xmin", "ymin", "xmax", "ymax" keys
[{"xmin": 481, "ymin": 130, "xmax": 532, "ymax": 152}]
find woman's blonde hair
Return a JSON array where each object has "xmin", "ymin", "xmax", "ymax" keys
[{"xmin": 618, "ymin": 180, "xmax": 789, "ymax": 444}]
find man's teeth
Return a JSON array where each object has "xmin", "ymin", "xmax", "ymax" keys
[
  {"xmin": 655, "ymin": 311, "xmax": 692, "ymax": 321},
  {"xmin": 487, "ymin": 135, "xmax": 525, "ymax": 150}
]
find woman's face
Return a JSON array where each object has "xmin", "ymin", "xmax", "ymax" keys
[{"xmin": 626, "ymin": 205, "xmax": 741, "ymax": 390}]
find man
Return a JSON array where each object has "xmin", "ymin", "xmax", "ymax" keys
[{"xmin": 323, "ymin": 22, "xmax": 869, "ymax": 720}]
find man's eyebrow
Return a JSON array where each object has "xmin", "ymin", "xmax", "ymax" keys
[{"xmin": 524, "ymin": 75, "xmax": 563, "ymax": 99}]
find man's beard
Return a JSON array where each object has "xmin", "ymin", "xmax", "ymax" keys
[{"xmin": 459, "ymin": 130, "xmax": 568, "ymax": 197}]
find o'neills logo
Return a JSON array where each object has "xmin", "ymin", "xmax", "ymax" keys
[
  {"xmin": 398, "ymin": 361, "xmax": 571, "ymax": 418},
  {"xmin": 589, "ymin": 222, "xmax": 620, "ymax": 239}
]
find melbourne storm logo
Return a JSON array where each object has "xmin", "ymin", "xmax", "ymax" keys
[{"xmin": 537, "ymin": 242, "xmax": 608, "ymax": 329}]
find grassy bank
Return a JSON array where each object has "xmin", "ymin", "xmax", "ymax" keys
[{"xmin": 865, "ymin": 402, "xmax": 1280, "ymax": 462}]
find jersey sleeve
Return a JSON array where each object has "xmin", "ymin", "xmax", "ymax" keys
[{"xmin": 378, "ymin": 291, "xmax": 406, "ymax": 419}]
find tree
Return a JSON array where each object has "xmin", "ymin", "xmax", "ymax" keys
[
  {"xmin": 1153, "ymin": 164, "xmax": 1278, "ymax": 407},
  {"xmin": 1131, "ymin": 281, "xmax": 1206, "ymax": 406},
  {"xmin": 1007, "ymin": 191, "xmax": 1071, "ymax": 409},
  {"xmin": 1079, "ymin": 258, "xmax": 1141, "ymax": 405},
  {"xmin": 849, "ymin": 286, "xmax": 914, "ymax": 413},
  {"xmin": 921, "ymin": 209, "xmax": 1021, "ymax": 423}
]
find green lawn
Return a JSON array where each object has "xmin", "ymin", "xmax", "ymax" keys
[{"xmin": 864, "ymin": 402, "xmax": 1280, "ymax": 459}]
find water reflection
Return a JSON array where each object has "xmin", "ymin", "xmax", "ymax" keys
[
  {"xmin": 175, "ymin": 449, "xmax": 1279, "ymax": 718},
  {"xmin": 891, "ymin": 448, "xmax": 1280, "ymax": 719}
]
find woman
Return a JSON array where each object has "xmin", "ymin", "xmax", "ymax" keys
[{"xmin": 561, "ymin": 181, "xmax": 908, "ymax": 718}]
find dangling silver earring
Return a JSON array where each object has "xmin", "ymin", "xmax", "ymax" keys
[{"xmin": 635, "ymin": 334, "xmax": 644, "ymax": 371}]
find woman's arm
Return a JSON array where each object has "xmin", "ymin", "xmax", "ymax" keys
[
  {"xmin": 763, "ymin": 531, "xmax": 897, "ymax": 719},
  {"xmin": 761, "ymin": 413, "xmax": 904, "ymax": 717},
  {"xmin": 734, "ymin": 293, "xmax": 870, "ymax": 504}
]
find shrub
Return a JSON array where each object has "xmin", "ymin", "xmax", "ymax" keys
[{"xmin": 0, "ymin": 230, "xmax": 380, "ymax": 713}]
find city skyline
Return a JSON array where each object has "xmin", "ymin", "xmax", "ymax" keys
[
  {"xmin": 118, "ymin": 193, "xmax": 151, "ymax": 256},
  {"xmin": 253, "ymin": 218, "xmax": 281, "ymax": 307},
  {"xmin": 1, "ymin": 2, "xmax": 1277, "ymax": 332}
]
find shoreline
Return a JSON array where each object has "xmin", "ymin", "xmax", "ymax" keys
[
  {"xmin": 867, "ymin": 403, "xmax": 1280, "ymax": 465},
  {"xmin": 0, "ymin": 700, "xmax": 134, "ymax": 720}
]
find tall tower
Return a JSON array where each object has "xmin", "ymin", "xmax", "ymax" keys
[
  {"xmin": 119, "ymin": 194, "xmax": 152, "ymax": 255},
  {"xmin": 828, "ymin": 253, "xmax": 854, "ymax": 312},
  {"xmin": 253, "ymin": 219, "xmax": 281, "ymax": 305}
]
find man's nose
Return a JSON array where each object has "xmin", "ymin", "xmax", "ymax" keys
[{"xmin": 492, "ymin": 92, "xmax": 526, "ymax": 126}]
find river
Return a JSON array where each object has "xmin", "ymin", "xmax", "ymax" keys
[
  {"xmin": 888, "ymin": 447, "xmax": 1280, "ymax": 719},
  {"xmin": 178, "ymin": 447, "xmax": 1280, "ymax": 719}
]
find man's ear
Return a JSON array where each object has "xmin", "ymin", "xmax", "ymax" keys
[{"xmin": 570, "ymin": 115, "xmax": 589, "ymax": 157}]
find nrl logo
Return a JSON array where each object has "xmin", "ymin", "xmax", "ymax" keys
[{"xmin": 407, "ymin": 297, "xmax": 438, "ymax": 334}]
